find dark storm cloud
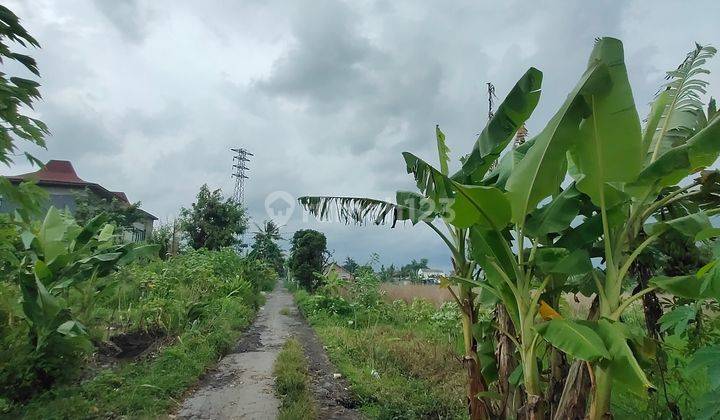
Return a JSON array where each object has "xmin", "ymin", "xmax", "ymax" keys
[{"xmin": 2, "ymin": 0, "xmax": 719, "ymax": 271}]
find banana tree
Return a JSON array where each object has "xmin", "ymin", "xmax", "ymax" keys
[
  {"xmin": 301, "ymin": 66, "xmax": 543, "ymax": 419},
  {"xmin": 301, "ymin": 38, "xmax": 632, "ymax": 419},
  {"xmin": 300, "ymin": 38, "xmax": 720, "ymax": 419},
  {"xmin": 528, "ymin": 42, "xmax": 720, "ymax": 419}
]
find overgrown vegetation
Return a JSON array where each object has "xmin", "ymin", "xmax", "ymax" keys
[
  {"xmin": 250, "ymin": 220, "xmax": 286, "ymax": 276},
  {"xmin": 2, "ymin": 248, "xmax": 276, "ymax": 417},
  {"xmin": 289, "ymin": 229, "xmax": 327, "ymax": 292},
  {"xmin": 295, "ymin": 267, "xmax": 468, "ymax": 419},
  {"xmin": 179, "ymin": 184, "xmax": 248, "ymax": 250},
  {"xmin": 73, "ymin": 188, "xmax": 146, "ymax": 229},
  {"xmin": 300, "ymin": 39, "xmax": 720, "ymax": 419},
  {"xmin": 273, "ymin": 338, "xmax": 316, "ymax": 420},
  {"xmin": 0, "ymin": 16, "xmax": 277, "ymax": 413}
]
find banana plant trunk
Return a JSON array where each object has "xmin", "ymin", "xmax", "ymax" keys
[
  {"xmin": 460, "ymin": 285, "xmax": 492, "ymax": 420},
  {"xmin": 496, "ymin": 304, "xmax": 519, "ymax": 417},
  {"xmin": 518, "ymin": 296, "xmax": 546, "ymax": 420},
  {"xmin": 589, "ymin": 367, "xmax": 613, "ymax": 420},
  {"xmin": 546, "ymin": 348, "xmax": 568, "ymax": 417},
  {"xmin": 554, "ymin": 360, "xmax": 592, "ymax": 420}
]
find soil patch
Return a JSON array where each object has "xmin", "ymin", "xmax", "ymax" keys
[
  {"xmin": 97, "ymin": 328, "xmax": 166, "ymax": 359},
  {"xmin": 290, "ymin": 305, "xmax": 363, "ymax": 418}
]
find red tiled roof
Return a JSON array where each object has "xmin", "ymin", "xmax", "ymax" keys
[
  {"xmin": 5, "ymin": 160, "xmax": 157, "ymax": 220},
  {"xmin": 112, "ymin": 191, "xmax": 129, "ymax": 202},
  {"xmin": 7, "ymin": 160, "xmax": 87, "ymax": 184}
]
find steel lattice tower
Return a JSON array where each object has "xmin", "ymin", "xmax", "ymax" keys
[{"xmin": 231, "ymin": 148, "xmax": 253, "ymax": 205}]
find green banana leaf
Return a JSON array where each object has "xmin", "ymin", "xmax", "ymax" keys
[
  {"xmin": 644, "ymin": 212, "xmax": 712, "ymax": 238},
  {"xmin": 536, "ymin": 318, "xmax": 610, "ymax": 362},
  {"xmin": 644, "ymin": 44, "xmax": 717, "ymax": 162},
  {"xmin": 628, "ymin": 117, "xmax": 720, "ymax": 197},
  {"xmin": 404, "ymin": 152, "xmax": 510, "ymax": 229},
  {"xmin": 595, "ymin": 319, "xmax": 654, "ymax": 396},
  {"xmin": 452, "ymin": 67, "xmax": 543, "ymax": 184},
  {"xmin": 506, "ymin": 38, "xmax": 629, "ymax": 224},
  {"xmin": 533, "ymin": 248, "xmax": 592, "ymax": 276},
  {"xmin": 524, "ymin": 185, "xmax": 583, "ymax": 238},
  {"xmin": 568, "ymin": 37, "xmax": 642, "ymax": 208}
]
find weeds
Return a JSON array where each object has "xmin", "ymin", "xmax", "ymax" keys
[
  {"xmin": 2, "ymin": 249, "xmax": 276, "ymax": 417},
  {"xmin": 274, "ymin": 338, "xmax": 315, "ymax": 420},
  {"xmin": 295, "ymin": 271, "xmax": 467, "ymax": 419}
]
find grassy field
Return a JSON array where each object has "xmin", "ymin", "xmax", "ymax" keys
[
  {"xmin": 379, "ymin": 283, "xmax": 455, "ymax": 307},
  {"xmin": 295, "ymin": 287, "xmax": 467, "ymax": 419}
]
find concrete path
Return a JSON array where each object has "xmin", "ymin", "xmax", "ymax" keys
[{"xmin": 177, "ymin": 286, "xmax": 299, "ymax": 420}]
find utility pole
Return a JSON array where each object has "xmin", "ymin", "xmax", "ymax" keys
[{"xmin": 231, "ymin": 148, "xmax": 253, "ymax": 206}]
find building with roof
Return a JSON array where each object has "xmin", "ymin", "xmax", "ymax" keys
[
  {"xmin": 324, "ymin": 262, "xmax": 355, "ymax": 281},
  {"xmin": 1, "ymin": 160, "xmax": 157, "ymax": 242},
  {"xmin": 418, "ymin": 268, "xmax": 445, "ymax": 284}
]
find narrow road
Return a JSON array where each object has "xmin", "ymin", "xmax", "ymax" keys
[
  {"xmin": 177, "ymin": 286, "xmax": 298, "ymax": 419},
  {"xmin": 176, "ymin": 285, "xmax": 362, "ymax": 419}
]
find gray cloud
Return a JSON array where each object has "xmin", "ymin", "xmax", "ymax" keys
[
  {"xmin": 1, "ymin": 0, "xmax": 719, "ymax": 271},
  {"xmin": 92, "ymin": 0, "xmax": 154, "ymax": 43}
]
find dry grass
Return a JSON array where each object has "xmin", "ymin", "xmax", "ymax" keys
[{"xmin": 380, "ymin": 283, "xmax": 456, "ymax": 307}]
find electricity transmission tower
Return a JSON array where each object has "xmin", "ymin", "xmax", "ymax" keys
[{"xmin": 231, "ymin": 148, "xmax": 253, "ymax": 206}]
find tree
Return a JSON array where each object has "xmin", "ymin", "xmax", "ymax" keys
[
  {"xmin": 300, "ymin": 39, "xmax": 720, "ymax": 419},
  {"xmin": 378, "ymin": 263, "xmax": 397, "ymax": 281},
  {"xmin": 342, "ymin": 256, "xmax": 359, "ymax": 274},
  {"xmin": 399, "ymin": 258, "xmax": 429, "ymax": 281},
  {"xmin": 249, "ymin": 220, "xmax": 285, "ymax": 275},
  {"xmin": 73, "ymin": 188, "xmax": 145, "ymax": 229},
  {"xmin": 0, "ymin": 5, "xmax": 49, "ymax": 167},
  {"xmin": 179, "ymin": 184, "xmax": 247, "ymax": 250},
  {"xmin": 148, "ymin": 222, "xmax": 173, "ymax": 260},
  {"xmin": 0, "ymin": 5, "xmax": 50, "ymax": 211},
  {"xmin": 289, "ymin": 229, "xmax": 327, "ymax": 291}
]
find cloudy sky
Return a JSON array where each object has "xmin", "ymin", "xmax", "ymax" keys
[{"xmin": 2, "ymin": 0, "xmax": 719, "ymax": 270}]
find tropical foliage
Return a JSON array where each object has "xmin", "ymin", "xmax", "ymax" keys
[
  {"xmin": 249, "ymin": 220, "xmax": 286, "ymax": 276},
  {"xmin": 3, "ymin": 248, "xmax": 275, "ymax": 416},
  {"xmin": 73, "ymin": 187, "xmax": 146, "ymax": 229},
  {"xmin": 180, "ymin": 184, "xmax": 248, "ymax": 250},
  {"xmin": 289, "ymin": 229, "xmax": 328, "ymax": 291},
  {"xmin": 0, "ymin": 5, "xmax": 48, "ymax": 168},
  {"xmin": 300, "ymin": 39, "xmax": 720, "ymax": 419}
]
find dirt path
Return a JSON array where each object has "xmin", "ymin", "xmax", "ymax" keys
[{"xmin": 176, "ymin": 285, "xmax": 362, "ymax": 419}]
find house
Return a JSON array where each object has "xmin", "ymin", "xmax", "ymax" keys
[
  {"xmin": 417, "ymin": 268, "xmax": 445, "ymax": 283},
  {"xmin": 1, "ymin": 160, "xmax": 157, "ymax": 241},
  {"xmin": 324, "ymin": 262, "xmax": 355, "ymax": 281}
]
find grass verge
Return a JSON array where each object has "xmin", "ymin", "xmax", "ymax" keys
[{"xmin": 273, "ymin": 338, "xmax": 316, "ymax": 420}]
